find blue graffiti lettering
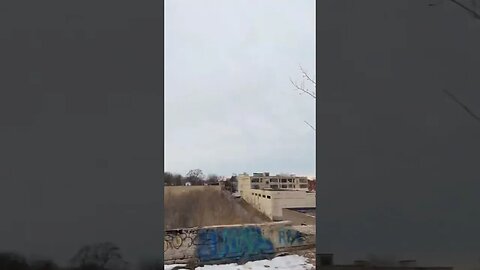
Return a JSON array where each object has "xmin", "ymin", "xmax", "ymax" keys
[
  {"xmin": 278, "ymin": 230, "xmax": 286, "ymax": 245},
  {"xmin": 278, "ymin": 229, "xmax": 305, "ymax": 246},
  {"xmin": 196, "ymin": 226, "xmax": 275, "ymax": 262}
]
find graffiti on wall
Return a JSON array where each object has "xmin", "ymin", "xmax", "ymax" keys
[
  {"xmin": 277, "ymin": 228, "xmax": 306, "ymax": 246},
  {"xmin": 164, "ymin": 229, "xmax": 198, "ymax": 252},
  {"xmin": 164, "ymin": 223, "xmax": 312, "ymax": 264},
  {"xmin": 196, "ymin": 226, "xmax": 275, "ymax": 262}
]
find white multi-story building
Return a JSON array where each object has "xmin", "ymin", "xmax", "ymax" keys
[
  {"xmin": 237, "ymin": 172, "xmax": 316, "ymax": 220},
  {"xmin": 238, "ymin": 172, "xmax": 310, "ymax": 191}
]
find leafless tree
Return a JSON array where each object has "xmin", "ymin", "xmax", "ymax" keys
[
  {"xmin": 164, "ymin": 172, "xmax": 175, "ymax": 186},
  {"xmin": 206, "ymin": 174, "xmax": 220, "ymax": 185},
  {"xmin": 186, "ymin": 169, "xmax": 205, "ymax": 185},
  {"xmin": 70, "ymin": 242, "xmax": 128, "ymax": 270},
  {"xmin": 290, "ymin": 65, "xmax": 316, "ymax": 131}
]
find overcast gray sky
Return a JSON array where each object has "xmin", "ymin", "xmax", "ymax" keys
[{"xmin": 165, "ymin": 0, "xmax": 316, "ymax": 177}]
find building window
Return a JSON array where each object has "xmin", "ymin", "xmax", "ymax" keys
[
  {"xmin": 281, "ymin": 184, "xmax": 287, "ymax": 188},
  {"xmin": 281, "ymin": 179, "xmax": 287, "ymax": 183},
  {"xmin": 299, "ymin": 179, "xmax": 307, "ymax": 183},
  {"xmin": 252, "ymin": 193, "xmax": 254, "ymax": 195},
  {"xmin": 266, "ymin": 181, "xmax": 269, "ymax": 184},
  {"xmin": 270, "ymin": 184, "xmax": 278, "ymax": 189},
  {"xmin": 267, "ymin": 195, "xmax": 271, "ymax": 199},
  {"xmin": 262, "ymin": 195, "xmax": 266, "ymax": 198},
  {"xmin": 288, "ymin": 184, "xmax": 293, "ymax": 188},
  {"xmin": 287, "ymin": 179, "xmax": 293, "ymax": 183},
  {"xmin": 251, "ymin": 178, "xmax": 259, "ymax": 183},
  {"xmin": 300, "ymin": 184, "xmax": 308, "ymax": 188},
  {"xmin": 252, "ymin": 185, "xmax": 259, "ymax": 189},
  {"xmin": 270, "ymin": 178, "xmax": 278, "ymax": 182}
]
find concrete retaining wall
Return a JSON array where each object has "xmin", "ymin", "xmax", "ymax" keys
[{"xmin": 164, "ymin": 221, "xmax": 315, "ymax": 265}]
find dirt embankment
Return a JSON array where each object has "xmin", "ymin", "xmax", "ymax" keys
[{"xmin": 164, "ymin": 188, "xmax": 270, "ymax": 230}]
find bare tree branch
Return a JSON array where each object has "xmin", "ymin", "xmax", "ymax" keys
[
  {"xmin": 304, "ymin": 120, "xmax": 316, "ymax": 131},
  {"xmin": 448, "ymin": 0, "xmax": 480, "ymax": 19},
  {"xmin": 290, "ymin": 65, "xmax": 316, "ymax": 99},
  {"xmin": 299, "ymin": 65, "xmax": 316, "ymax": 86},
  {"xmin": 443, "ymin": 89, "xmax": 480, "ymax": 123},
  {"xmin": 290, "ymin": 77, "xmax": 316, "ymax": 99},
  {"xmin": 290, "ymin": 65, "xmax": 316, "ymax": 132}
]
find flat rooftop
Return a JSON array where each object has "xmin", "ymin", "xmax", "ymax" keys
[{"xmin": 287, "ymin": 207, "xmax": 316, "ymax": 217}]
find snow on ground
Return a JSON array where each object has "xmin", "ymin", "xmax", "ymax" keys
[
  {"xmin": 164, "ymin": 265, "xmax": 187, "ymax": 270},
  {"xmin": 164, "ymin": 255, "xmax": 314, "ymax": 270}
]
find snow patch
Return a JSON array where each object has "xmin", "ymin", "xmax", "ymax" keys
[
  {"xmin": 164, "ymin": 264, "xmax": 187, "ymax": 270},
  {"xmin": 164, "ymin": 255, "xmax": 314, "ymax": 270}
]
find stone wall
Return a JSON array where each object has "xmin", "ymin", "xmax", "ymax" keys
[{"xmin": 164, "ymin": 221, "xmax": 315, "ymax": 265}]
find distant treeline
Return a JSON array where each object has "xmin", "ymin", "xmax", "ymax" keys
[
  {"xmin": 164, "ymin": 169, "xmax": 237, "ymax": 191},
  {"xmin": 0, "ymin": 242, "xmax": 161, "ymax": 270}
]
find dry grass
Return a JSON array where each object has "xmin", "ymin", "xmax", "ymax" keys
[{"xmin": 164, "ymin": 188, "xmax": 265, "ymax": 230}]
